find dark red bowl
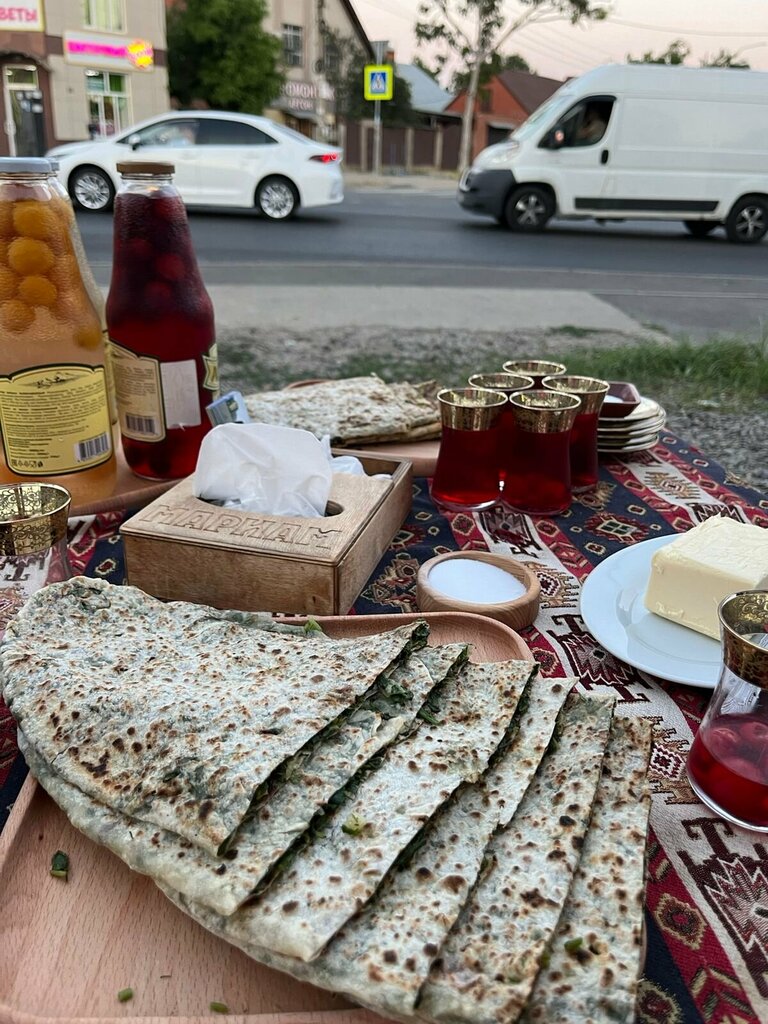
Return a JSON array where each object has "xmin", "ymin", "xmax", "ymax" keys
[{"xmin": 600, "ymin": 381, "xmax": 642, "ymax": 418}]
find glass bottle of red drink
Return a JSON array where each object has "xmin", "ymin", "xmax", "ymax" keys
[
  {"xmin": 106, "ymin": 162, "xmax": 218, "ymax": 480},
  {"xmin": 687, "ymin": 590, "xmax": 768, "ymax": 832}
]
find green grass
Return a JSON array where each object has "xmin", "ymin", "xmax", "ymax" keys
[{"xmin": 327, "ymin": 337, "xmax": 768, "ymax": 411}]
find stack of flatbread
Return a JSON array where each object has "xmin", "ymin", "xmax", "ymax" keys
[
  {"xmin": 243, "ymin": 376, "xmax": 442, "ymax": 446},
  {"xmin": 1, "ymin": 577, "xmax": 653, "ymax": 1024}
]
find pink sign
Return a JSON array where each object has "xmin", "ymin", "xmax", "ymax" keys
[
  {"xmin": 64, "ymin": 33, "xmax": 154, "ymax": 71},
  {"xmin": 0, "ymin": 3, "xmax": 44, "ymax": 31}
]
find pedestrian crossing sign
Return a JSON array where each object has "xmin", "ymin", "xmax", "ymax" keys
[{"xmin": 364, "ymin": 64, "xmax": 393, "ymax": 101}]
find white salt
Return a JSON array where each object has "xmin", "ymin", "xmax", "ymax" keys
[{"xmin": 428, "ymin": 559, "xmax": 527, "ymax": 605}]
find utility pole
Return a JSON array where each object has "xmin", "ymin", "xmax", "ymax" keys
[{"xmin": 373, "ymin": 39, "xmax": 385, "ymax": 177}]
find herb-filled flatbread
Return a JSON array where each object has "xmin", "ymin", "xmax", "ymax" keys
[
  {"xmin": 181, "ymin": 658, "xmax": 534, "ymax": 962},
  {"xmin": 418, "ymin": 694, "xmax": 615, "ymax": 1024},
  {"xmin": 163, "ymin": 674, "xmax": 569, "ymax": 1019},
  {"xmin": 521, "ymin": 716, "xmax": 653, "ymax": 1024},
  {"xmin": 16, "ymin": 643, "xmax": 468, "ymax": 917},
  {"xmin": 1, "ymin": 578, "xmax": 426, "ymax": 856},
  {"xmin": 244, "ymin": 376, "xmax": 441, "ymax": 446}
]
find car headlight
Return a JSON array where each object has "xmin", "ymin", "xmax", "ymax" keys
[{"xmin": 474, "ymin": 140, "xmax": 520, "ymax": 171}]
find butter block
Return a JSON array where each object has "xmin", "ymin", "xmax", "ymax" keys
[{"xmin": 644, "ymin": 516, "xmax": 768, "ymax": 638}]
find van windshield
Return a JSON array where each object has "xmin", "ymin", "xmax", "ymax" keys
[{"xmin": 512, "ymin": 93, "xmax": 569, "ymax": 142}]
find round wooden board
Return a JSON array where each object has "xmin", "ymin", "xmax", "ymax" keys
[{"xmin": 71, "ymin": 427, "xmax": 178, "ymax": 517}]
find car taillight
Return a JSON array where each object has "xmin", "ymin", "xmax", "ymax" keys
[{"xmin": 310, "ymin": 153, "xmax": 340, "ymax": 163}]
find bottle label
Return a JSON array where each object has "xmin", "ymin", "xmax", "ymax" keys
[
  {"xmin": 0, "ymin": 364, "xmax": 113, "ymax": 476},
  {"xmin": 111, "ymin": 341, "xmax": 206, "ymax": 441},
  {"xmin": 203, "ymin": 342, "xmax": 219, "ymax": 395}
]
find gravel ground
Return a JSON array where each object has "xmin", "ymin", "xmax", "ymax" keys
[{"xmin": 218, "ymin": 325, "xmax": 768, "ymax": 496}]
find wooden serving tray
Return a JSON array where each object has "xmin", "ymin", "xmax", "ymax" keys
[
  {"xmin": 71, "ymin": 426, "xmax": 176, "ymax": 518},
  {"xmin": 0, "ymin": 612, "xmax": 533, "ymax": 1024}
]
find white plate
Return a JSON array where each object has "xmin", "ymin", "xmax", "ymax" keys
[
  {"xmin": 598, "ymin": 437, "xmax": 660, "ymax": 454},
  {"xmin": 579, "ymin": 535, "xmax": 721, "ymax": 687}
]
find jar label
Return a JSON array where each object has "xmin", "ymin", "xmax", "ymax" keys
[
  {"xmin": 202, "ymin": 342, "xmax": 219, "ymax": 395},
  {"xmin": 0, "ymin": 364, "xmax": 113, "ymax": 476},
  {"xmin": 110, "ymin": 342, "xmax": 166, "ymax": 442}
]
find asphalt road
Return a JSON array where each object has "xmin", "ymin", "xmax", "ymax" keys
[{"xmin": 79, "ymin": 189, "xmax": 768, "ymax": 339}]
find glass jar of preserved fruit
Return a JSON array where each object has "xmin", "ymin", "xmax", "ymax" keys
[
  {"xmin": 106, "ymin": 162, "xmax": 218, "ymax": 481},
  {"xmin": 0, "ymin": 158, "xmax": 115, "ymax": 505}
]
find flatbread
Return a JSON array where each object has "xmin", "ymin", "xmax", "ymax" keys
[
  {"xmin": 1, "ymin": 577, "xmax": 426, "ymax": 856},
  {"xmin": 178, "ymin": 658, "xmax": 535, "ymax": 962},
  {"xmin": 244, "ymin": 376, "xmax": 441, "ymax": 446},
  {"xmin": 164, "ymin": 674, "xmax": 571, "ymax": 1019},
  {"xmin": 17, "ymin": 644, "xmax": 468, "ymax": 917},
  {"xmin": 418, "ymin": 694, "xmax": 615, "ymax": 1024},
  {"xmin": 520, "ymin": 716, "xmax": 653, "ymax": 1024}
]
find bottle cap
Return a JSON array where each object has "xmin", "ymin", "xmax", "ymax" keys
[
  {"xmin": 116, "ymin": 161, "xmax": 175, "ymax": 176},
  {"xmin": 0, "ymin": 157, "xmax": 52, "ymax": 174}
]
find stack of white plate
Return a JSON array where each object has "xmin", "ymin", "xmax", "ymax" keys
[{"xmin": 597, "ymin": 397, "xmax": 666, "ymax": 454}]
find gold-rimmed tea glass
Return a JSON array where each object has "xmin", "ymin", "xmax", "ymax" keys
[
  {"xmin": 431, "ymin": 388, "xmax": 507, "ymax": 511},
  {"xmin": 468, "ymin": 373, "xmax": 535, "ymax": 486},
  {"xmin": 542, "ymin": 375, "xmax": 609, "ymax": 491},
  {"xmin": 502, "ymin": 360, "xmax": 566, "ymax": 387}
]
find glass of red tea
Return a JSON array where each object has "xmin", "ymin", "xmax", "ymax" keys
[
  {"xmin": 431, "ymin": 388, "xmax": 507, "ymax": 511},
  {"xmin": 502, "ymin": 359, "xmax": 566, "ymax": 388},
  {"xmin": 687, "ymin": 590, "xmax": 768, "ymax": 832},
  {"xmin": 542, "ymin": 375, "xmax": 609, "ymax": 491},
  {"xmin": 502, "ymin": 390, "xmax": 581, "ymax": 516},
  {"xmin": 468, "ymin": 373, "xmax": 534, "ymax": 486}
]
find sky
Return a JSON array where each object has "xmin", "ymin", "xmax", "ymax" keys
[{"xmin": 354, "ymin": 0, "xmax": 768, "ymax": 84}]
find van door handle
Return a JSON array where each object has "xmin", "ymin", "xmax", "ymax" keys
[{"xmin": 601, "ymin": 149, "xmax": 610, "ymax": 165}]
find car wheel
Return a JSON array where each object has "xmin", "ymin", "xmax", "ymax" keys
[
  {"xmin": 69, "ymin": 166, "xmax": 115, "ymax": 212},
  {"xmin": 684, "ymin": 220, "xmax": 717, "ymax": 238},
  {"xmin": 504, "ymin": 185, "xmax": 555, "ymax": 232},
  {"xmin": 724, "ymin": 195, "xmax": 768, "ymax": 244},
  {"xmin": 256, "ymin": 176, "xmax": 299, "ymax": 220}
]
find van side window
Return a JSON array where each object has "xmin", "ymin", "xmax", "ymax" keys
[{"xmin": 549, "ymin": 98, "xmax": 615, "ymax": 148}]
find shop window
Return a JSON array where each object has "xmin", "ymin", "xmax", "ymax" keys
[
  {"xmin": 83, "ymin": 0, "xmax": 125, "ymax": 33},
  {"xmin": 85, "ymin": 70, "xmax": 130, "ymax": 137},
  {"xmin": 197, "ymin": 120, "xmax": 277, "ymax": 146},
  {"xmin": 282, "ymin": 25, "xmax": 304, "ymax": 68}
]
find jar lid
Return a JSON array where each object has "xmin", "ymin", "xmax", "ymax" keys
[
  {"xmin": 117, "ymin": 161, "xmax": 175, "ymax": 176},
  {"xmin": 0, "ymin": 157, "xmax": 52, "ymax": 174},
  {"xmin": 47, "ymin": 158, "xmax": 60, "ymax": 172}
]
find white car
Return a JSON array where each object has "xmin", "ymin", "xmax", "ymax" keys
[{"xmin": 47, "ymin": 110, "xmax": 343, "ymax": 220}]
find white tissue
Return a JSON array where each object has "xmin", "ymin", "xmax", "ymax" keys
[{"xmin": 193, "ymin": 422, "xmax": 333, "ymax": 516}]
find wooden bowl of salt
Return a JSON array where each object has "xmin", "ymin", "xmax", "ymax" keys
[{"xmin": 416, "ymin": 551, "xmax": 540, "ymax": 630}]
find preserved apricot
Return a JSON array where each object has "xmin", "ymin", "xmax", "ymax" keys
[
  {"xmin": 0, "ymin": 298, "xmax": 34, "ymax": 332},
  {"xmin": 74, "ymin": 324, "xmax": 102, "ymax": 349},
  {"xmin": 8, "ymin": 237, "xmax": 54, "ymax": 275},
  {"xmin": 18, "ymin": 274, "xmax": 57, "ymax": 306},
  {"xmin": 12, "ymin": 200, "xmax": 63, "ymax": 242}
]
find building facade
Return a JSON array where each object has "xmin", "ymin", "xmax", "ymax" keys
[
  {"xmin": 0, "ymin": 1, "xmax": 169, "ymax": 156},
  {"xmin": 446, "ymin": 69, "xmax": 562, "ymax": 160},
  {"xmin": 263, "ymin": 0, "xmax": 373, "ymax": 141}
]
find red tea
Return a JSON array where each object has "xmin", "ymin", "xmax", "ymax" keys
[
  {"xmin": 570, "ymin": 410, "xmax": 600, "ymax": 490},
  {"xmin": 503, "ymin": 428, "xmax": 572, "ymax": 515},
  {"xmin": 107, "ymin": 174, "xmax": 217, "ymax": 481},
  {"xmin": 687, "ymin": 713, "xmax": 768, "ymax": 828},
  {"xmin": 431, "ymin": 425, "xmax": 501, "ymax": 509}
]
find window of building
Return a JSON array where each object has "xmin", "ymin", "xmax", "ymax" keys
[
  {"xmin": 85, "ymin": 70, "xmax": 130, "ymax": 137},
  {"xmin": 197, "ymin": 119, "xmax": 277, "ymax": 146},
  {"xmin": 83, "ymin": 0, "xmax": 125, "ymax": 33},
  {"xmin": 323, "ymin": 37, "xmax": 341, "ymax": 77},
  {"xmin": 282, "ymin": 25, "xmax": 304, "ymax": 68}
]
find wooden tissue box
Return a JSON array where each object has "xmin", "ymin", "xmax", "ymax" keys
[{"xmin": 120, "ymin": 452, "xmax": 413, "ymax": 615}]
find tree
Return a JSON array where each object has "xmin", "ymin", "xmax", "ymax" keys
[
  {"xmin": 322, "ymin": 28, "xmax": 416, "ymax": 126},
  {"xmin": 451, "ymin": 51, "xmax": 534, "ymax": 93},
  {"xmin": 701, "ymin": 49, "xmax": 750, "ymax": 68},
  {"xmin": 627, "ymin": 39, "xmax": 690, "ymax": 65},
  {"xmin": 167, "ymin": 0, "xmax": 284, "ymax": 114},
  {"xmin": 416, "ymin": 0, "xmax": 607, "ymax": 172}
]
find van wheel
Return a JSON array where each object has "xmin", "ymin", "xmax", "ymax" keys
[
  {"xmin": 684, "ymin": 221, "xmax": 717, "ymax": 238},
  {"xmin": 504, "ymin": 186, "xmax": 554, "ymax": 232},
  {"xmin": 725, "ymin": 196, "xmax": 768, "ymax": 244}
]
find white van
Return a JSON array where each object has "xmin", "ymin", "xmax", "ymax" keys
[{"xmin": 458, "ymin": 64, "xmax": 768, "ymax": 244}]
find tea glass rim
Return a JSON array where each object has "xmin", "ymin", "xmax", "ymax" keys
[
  {"xmin": 502, "ymin": 359, "xmax": 567, "ymax": 376},
  {"xmin": 467, "ymin": 372, "xmax": 535, "ymax": 392},
  {"xmin": 718, "ymin": 590, "xmax": 768, "ymax": 653},
  {"xmin": 541, "ymin": 374, "xmax": 610, "ymax": 396},
  {"xmin": 0, "ymin": 482, "xmax": 71, "ymax": 525},
  {"xmin": 437, "ymin": 387, "xmax": 508, "ymax": 409},
  {"xmin": 508, "ymin": 389, "xmax": 581, "ymax": 412}
]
